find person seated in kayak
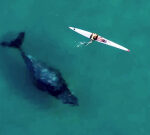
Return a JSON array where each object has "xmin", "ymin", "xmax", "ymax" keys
[
  {"xmin": 86, "ymin": 33, "xmax": 98, "ymax": 45},
  {"xmin": 90, "ymin": 33, "xmax": 98, "ymax": 40},
  {"xmin": 87, "ymin": 33, "xmax": 106, "ymax": 45}
]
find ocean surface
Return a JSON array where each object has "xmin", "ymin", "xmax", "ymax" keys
[{"xmin": 0, "ymin": 0, "xmax": 150, "ymax": 135}]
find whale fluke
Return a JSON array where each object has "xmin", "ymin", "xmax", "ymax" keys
[{"xmin": 1, "ymin": 32, "xmax": 25, "ymax": 49}]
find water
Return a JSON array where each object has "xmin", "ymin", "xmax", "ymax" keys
[{"xmin": 0, "ymin": 0, "xmax": 150, "ymax": 135}]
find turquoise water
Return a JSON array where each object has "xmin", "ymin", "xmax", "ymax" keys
[{"xmin": 0, "ymin": 0, "xmax": 150, "ymax": 135}]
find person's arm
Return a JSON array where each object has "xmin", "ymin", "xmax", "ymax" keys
[
  {"xmin": 85, "ymin": 40, "xmax": 92, "ymax": 46},
  {"xmin": 89, "ymin": 40, "xmax": 93, "ymax": 44}
]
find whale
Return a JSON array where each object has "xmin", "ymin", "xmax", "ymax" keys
[{"xmin": 0, "ymin": 32, "xmax": 78, "ymax": 106}]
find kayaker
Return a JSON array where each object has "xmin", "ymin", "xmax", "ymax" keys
[
  {"xmin": 86, "ymin": 33, "xmax": 98, "ymax": 45},
  {"xmin": 86, "ymin": 33, "xmax": 106, "ymax": 45},
  {"xmin": 90, "ymin": 33, "xmax": 98, "ymax": 40}
]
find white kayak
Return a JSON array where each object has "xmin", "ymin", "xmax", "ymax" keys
[{"xmin": 69, "ymin": 27, "xmax": 130, "ymax": 52}]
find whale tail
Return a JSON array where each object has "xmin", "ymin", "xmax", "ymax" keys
[{"xmin": 0, "ymin": 32, "xmax": 25, "ymax": 49}]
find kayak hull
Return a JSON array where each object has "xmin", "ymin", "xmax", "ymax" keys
[{"xmin": 69, "ymin": 27, "xmax": 130, "ymax": 52}]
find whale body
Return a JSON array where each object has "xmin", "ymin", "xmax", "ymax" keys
[{"xmin": 0, "ymin": 32, "xmax": 78, "ymax": 106}]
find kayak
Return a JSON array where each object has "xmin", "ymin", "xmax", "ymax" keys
[{"xmin": 69, "ymin": 27, "xmax": 130, "ymax": 52}]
